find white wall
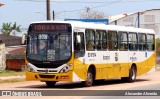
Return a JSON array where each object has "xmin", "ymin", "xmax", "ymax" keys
[{"xmin": 109, "ymin": 9, "xmax": 160, "ymax": 38}]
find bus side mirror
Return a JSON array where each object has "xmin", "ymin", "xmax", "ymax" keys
[
  {"xmin": 21, "ymin": 34, "xmax": 26, "ymax": 45},
  {"xmin": 76, "ymin": 35, "xmax": 81, "ymax": 43}
]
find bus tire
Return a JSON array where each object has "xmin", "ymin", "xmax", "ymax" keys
[
  {"xmin": 128, "ymin": 66, "xmax": 137, "ymax": 82},
  {"xmin": 83, "ymin": 68, "xmax": 94, "ymax": 87},
  {"xmin": 94, "ymin": 79, "xmax": 105, "ymax": 84},
  {"xmin": 121, "ymin": 77, "xmax": 128, "ymax": 82},
  {"xmin": 45, "ymin": 81, "xmax": 56, "ymax": 87},
  {"xmin": 121, "ymin": 66, "xmax": 136, "ymax": 82}
]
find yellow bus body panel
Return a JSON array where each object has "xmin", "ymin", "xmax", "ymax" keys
[{"xmin": 26, "ymin": 52, "xmax": 155, "ymax": 82}]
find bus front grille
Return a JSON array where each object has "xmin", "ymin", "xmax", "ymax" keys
[
  {"xmin": 37, "ymin": 70, "xmax": 57, "ymax": 73},
  {"xmin": 39, "ymin": 75, "xmax": 55, "ymax": 78}
]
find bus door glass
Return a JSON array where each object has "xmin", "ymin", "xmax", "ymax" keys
[
  {"xmin": 73, "ymin": 31, "xmax": 85, "ymax": 75},
  {"xmin": 74, "ymin": 32, "xmax": 85, "ymax": 58}
]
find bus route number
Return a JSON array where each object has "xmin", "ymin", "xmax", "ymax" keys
[{"xmin": 88, "ymin": 53, "xmax": 96, "ymax": 57}]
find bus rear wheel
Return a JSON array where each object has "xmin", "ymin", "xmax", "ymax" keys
[
  {"xmin": 121, "ymin": 66, "xmax": 136, "ymax": 82},
  {"xmin": 45, "ymin": 81, "xmax": 56, "ymax": 87},
  {"xmin": 128, "ymin": 66, "xmax": 136, "ymax": 82},
  {"xmin": 83, "ymin": 68, "xmax": 94, "ymax": 87}
]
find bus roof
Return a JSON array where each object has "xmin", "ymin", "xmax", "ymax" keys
[{"xmin": 30, "ymin": 20, "xmax": 155, "ymax": 34}]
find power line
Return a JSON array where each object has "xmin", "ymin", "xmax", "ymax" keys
[
  {"xmin": 15, "ymin": 0, "xmax": 160, "ymax": 3},
  {"xmin": 16, "ymin": 0, "xmax": 122, "ymax": 15},
  {"xmin": 56, "ymin": 0, "xmax": 122, "ymax": 14},
  {"xmin": 14, "ymin": 0, "xmax": 160, "ymax": 18},
  {"xmin": 17, "ymin": 0, "xmax": 117, "ymax": 3}
]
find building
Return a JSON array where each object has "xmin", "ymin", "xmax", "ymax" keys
[
  {"xmin": 0, "ymin": 34, "xmax": 25, "ymax": 70},
  {"xmin": 0, "ymin": 34, "xmax": 22, "ymax": 46},
  {"xmin": 109, "ymin": 9, "xmax": 160, "ymax": 38}
]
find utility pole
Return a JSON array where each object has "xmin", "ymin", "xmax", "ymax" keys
[
  {"xmin": 46, "ymin": 0, "xmax": 50, "ymax": 20},
  {"xmin": 137, "ymin": 12, "xmax": 140, "ymax": 28},
  {"xmin": 115, "ymin": 20, "xmax": 117, "ymax": 25},
  {"xmin": 53, "ymin": 10, "xmax": 55, "ymax": 20}
]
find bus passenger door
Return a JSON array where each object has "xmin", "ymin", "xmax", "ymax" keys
[
  {"xmin": 73, "ymin": 31, "xmax": 86, "ymax": 81},
  {"xmin": 107, "ymin": 51, "xmax": 120, "ymax": 78},
  {"xmin": 107, "ymin": 31, "xmax": 120, "ymax": 78}
]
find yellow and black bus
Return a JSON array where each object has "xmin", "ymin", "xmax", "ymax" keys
[{"xmin": 25, "ymin": 21, "xmax": 156, "ymax": 87}]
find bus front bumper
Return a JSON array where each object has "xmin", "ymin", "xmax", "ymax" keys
[
  {"xmin": 25, "ymin": 70, "xmax": 73, "ymax": 82},
  {"xmin": 25, "ymin": 69, "xmax": 85, "ymax": 82}
]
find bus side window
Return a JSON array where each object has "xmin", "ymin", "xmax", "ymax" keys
[
  {"xmin": 147, "ymin": 34, "xmax": 154, "ymax": 51},
  {"xmin": 95, "ymin": 30, "xmax": 107, "ymax": 50},
  {"xmin": 129, "ymin": 33, "xmax": 138, "ymax": 51},
  {"xmin": 138, "ymin": 33, "xmax": 146, "ymax": 51},
  {"xmin": 86, "ymin": 41, "xmax": 93, "ymax": 50},
  {"xmin": 118, "ymin": 32, "xmax": 128, "ymax": 51},
  {"xmin": 85, "ymin": 29, "xmax": 95, "ymax": 51},
  {"xmin": 108, "ymin": 31, "xmax": 118, "ymax": 50}
]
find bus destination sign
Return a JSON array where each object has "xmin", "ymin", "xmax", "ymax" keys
[{"xmin": 30, "ymin": 23, "xmax": 71, "ymax": 32}]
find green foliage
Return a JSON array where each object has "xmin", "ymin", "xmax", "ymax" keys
[
  {"xmin": 6, "ymin": 54, "xmax": 25, "ymax": 59},
  {"xmin": 1, "ymin": 23, "xmax": 12, "ymax": 35},
  {"xmin": 6, "ymin": 50, "xmax": 25, "ymax": 59},
  {"xmin": 0, "ymin": 78, "xmax": 25, "ymax": 84},
  {"xmin": 1, "ymin": 22, "xmax": 21, "ymax": 35},
  {"xmin": 12, "ymin": 22, "xmax": 21, "ymax": 36},
  {"xmin": 0, "ymin": 70, "xmax": 25, "ymax": 77}
]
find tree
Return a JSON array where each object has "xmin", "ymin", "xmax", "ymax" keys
[
  {"xmin": 12, "ymin": 22, "xmax": 21, "ymax": 36},
  {"xmin": 1, "ymin": 22, "xmax": 21, "ymax": 35},
  {"xmin": 1, "ymin": 23, "xmax": 12, "ymax": 35},
  {"xmin": 80, "ymin": 7, "xmax": 108, "ymax": 19}
]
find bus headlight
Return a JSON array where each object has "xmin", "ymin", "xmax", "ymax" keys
[
  {"xmin": 59, "ymin": 64, "xmax": 72, "ymax": 73},
  {"xmin": 26, "ymin": 63, "xmax": 36, "ymax": 72}
]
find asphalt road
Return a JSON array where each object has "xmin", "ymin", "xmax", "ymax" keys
[{"xmin": 0, "ymin": 70, "xmax": 159, "ymax": 99}]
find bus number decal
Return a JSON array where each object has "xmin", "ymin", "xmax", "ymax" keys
[
  {"xmin": 130, "ymin": 52, "xmax": 137, "ymax": 62},
  {"xmin": 88, "ymin": 53, "xmax": 96, "ymax": 57},
  {"xmin": 115, "ymin": 52, "xmax": 118, "ymax": 61},
  {"xmin": 145, "ymin": 52, "xmax": 147, "ymax": 57},
  {"xmin": 103, "ymin": 56, "xmax": 110, "ymax": 60},
  {"xmin": 130, "ymin": 57, "xmax": 137, "ymax": 62}
]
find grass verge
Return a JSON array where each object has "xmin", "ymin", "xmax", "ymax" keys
[
  {"xmin": 0, "ymin": 78, "xmax": 26, "ymax": 84},
  {"xmin": 0, "ymin": 70, "xmax": 25, "ymax": 77}
]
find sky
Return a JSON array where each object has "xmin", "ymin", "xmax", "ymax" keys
[{"xmin": 0, "ymin": 0, "xmax": 160, "ymax": 29}]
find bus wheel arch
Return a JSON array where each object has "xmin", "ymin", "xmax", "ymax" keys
[
  {"xmin": 83, "ymin": 65, "xmax": 96, "ymax": 87},
  {"xmin": 121, "ymin": 63, "xmax": 137, "ymax": 82}
]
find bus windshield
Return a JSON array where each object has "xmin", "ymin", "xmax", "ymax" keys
[{"xmin": 26, "ymin": 23, "xmax": 72, "ymax": 62}]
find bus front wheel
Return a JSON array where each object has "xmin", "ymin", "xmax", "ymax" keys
[
  {"xmin": 45, "ymin": 81, "xmax": 56, "ymax": 87},
  {"xmin": 83, "ymin": 68, "xmax": 94, "ymax": 87}
]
